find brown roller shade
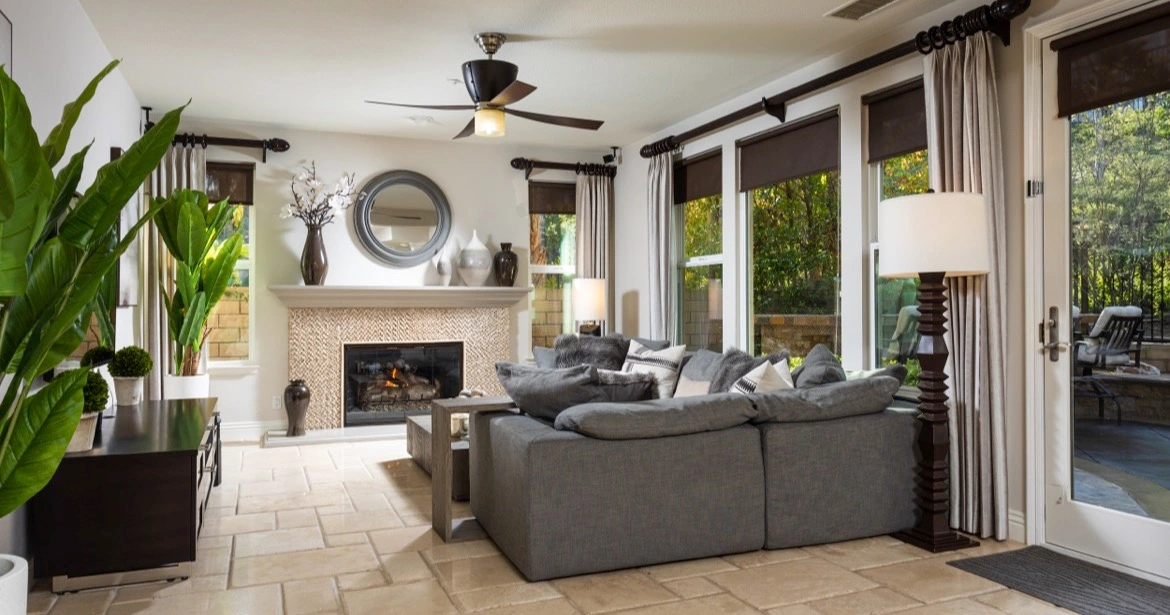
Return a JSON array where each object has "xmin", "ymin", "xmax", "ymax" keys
[
  {"xmin": 863, "ymin": 79, "xmax": 927, "ymax": 163},
  {"xmin": 737, "ymin": 109, "xmax": 839, "ymax": 192},
  {"xmin": 206, "ymin": 161, "xmax": 255, "ymax": 205},
  {"xmin": 528, "ymin": 181, "xmax": 576, "ymax": 215},
  {"xmin": 1051, "ymin": 3, "xmax": 1170, "ymax": 117},
  {"xmin": 673, "ymin": 149, "xmax": 722, "ymax": 204}
]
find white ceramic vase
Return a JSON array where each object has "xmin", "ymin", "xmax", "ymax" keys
[
  {"xmin": 433, "ymin": 251, "xmax": 453, "ymax": 287},
  {"xmin": 164, "ymin": 373, "xmax": 210, "ymax": 400},
  {"xmin": 113, "ymin": 376, "xmax": 144, "ymax": 406},
  {"xmin": 457, "ymin": 230, "xmax": 492, "ymax": 287},
  {"xmin": 66, "ymin": 413, "xmax": 98, "ymax": 453},
  {"xmin": 0, "ymin": 555, "xmax": 28, "ymax": 615}
]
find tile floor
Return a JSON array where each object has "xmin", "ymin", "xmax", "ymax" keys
[{"xmin": 27, "ymin": 440, "xmax": 1073, "ymax": 614}]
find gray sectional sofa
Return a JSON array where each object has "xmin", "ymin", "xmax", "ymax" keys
[{"xmin": 470, "ymin": 368, "xmax": 918, "ymax": 581}]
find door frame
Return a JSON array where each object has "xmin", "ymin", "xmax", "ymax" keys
[{"xmin": 1023, "ymin": 0, "xmax": 1170, "ymax": 584}]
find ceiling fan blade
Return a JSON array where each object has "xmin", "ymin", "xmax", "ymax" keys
[
  {"xmin": 452, "ymin": 117, "xmax": 476, "ymax": 140},
  {"xmin": 365, "ymin": 100, "xmax": 476, "ymax": 111},
  {"xmin": 489, "ymin": 81, "xmax": 536, "ymax": 107},
  {"xmin": 504, "ymin": 108, "xmax": 604, "ymax": 131}
]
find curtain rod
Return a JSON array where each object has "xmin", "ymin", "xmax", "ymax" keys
[
  {"xmin": 639, "ymin": 0, "xmax": 1031, "ymax": 159},
  {"xmin": 510, "ymin": 157, "xmax": 617, "ymax": 179},
  {"xmin": 142, "ymin": 107, "xmax": 291, "ymax": 162}
]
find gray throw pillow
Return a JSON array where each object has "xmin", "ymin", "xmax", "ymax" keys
[
  {"xmin": 845, "ymin": 363, "xmax": 908, "ymax": 385},
  {"xmin": 710, "ymin": 349, "xmax": 791, "ymax": 393},
  {"xmin": 751, "ymin": 376, "xmax": 900, "ymax": 423},
  {"xmin": 554, "ymin": 334, "xmax": 628, "ymax": 371},
  {"xmin": 496, "ymin": 363, "xmax": 600, "ymax": 421},
  {"xmin": 532, "ymin": 347, "xmax": 557, "ymax": 369},
  {"xmin": 792, "ymin": 344, "xmax": 847, "ymax": 388},
  {"xmin": 597, "ymin": 369, "xmax": 657, "ymax": 403},
  {"xmin": 553, "ymin": 393, "xmax": 757, "ymax": 439}
]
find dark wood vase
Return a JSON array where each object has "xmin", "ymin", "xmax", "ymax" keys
[
  {"xmin": 284, "ymin": 379, "xmax": 310, "ymax": 437},
  {"xmin": 300, "ymin": 224, "xmax": 328, "ymax": 285},
  {"xmin": 493, "ymin": 242, "xmax": 518, "ymax": 287}
]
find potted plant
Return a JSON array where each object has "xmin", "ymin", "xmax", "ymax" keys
[
  {"xmin": 0, "ymin": 60, "xmax": 184, "ymax": 615},
  {"xmin": 81, "ymin": 345, "xmax": 115, "ymax": 409},
  {"xmin": 110, "ymin": 346, "xmax": 153, "ymax": 406},
  {"xmin": 155, "ymin": 190, "xmax": 244, "ymax": 399},
  {"xmin": 67, "ymin": 372, "xmax": 108, "ymax": 453}
]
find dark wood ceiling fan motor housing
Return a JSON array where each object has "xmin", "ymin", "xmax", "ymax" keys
[{"xmin": 462, "ymin": 60, "xmax": 519, "ymax": 104}]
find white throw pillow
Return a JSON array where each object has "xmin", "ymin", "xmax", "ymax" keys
[
  {"xmin": 731, "ymin": 360, "xmax": 794, "ymax": 395},
  {"xmin": 773, "ymin": 358, "xmax": 794, "ymax": 388},
  {"xmin": 672, "ymin": 375, "xmax": 711, "ymax": 398},
  {"xmin": 622, "ymin": 340, "xmax": 686, "ymax": 398}
]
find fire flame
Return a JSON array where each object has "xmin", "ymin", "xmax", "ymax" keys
[{"xmin": 384, "ymin": 367, "xmax": 401, "ymax": 388}]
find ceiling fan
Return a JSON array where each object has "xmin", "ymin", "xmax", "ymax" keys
[{"xmin": 365, "ymin": 33, "xmax": 604, "ymax": 139}]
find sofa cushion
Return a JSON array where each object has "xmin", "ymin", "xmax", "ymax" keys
[
  {"xmin": 751, "ymin": 376, "xmax": 901, "ymax": 423},
  {"xmin": 792, "ymin": 344, "xmax": 847, "ymax": 388},
  {"xmin": 497, "ymin": 363, "xmax": 601, "ymax": 421},
  {"xmin": 845, "ymin": 363, "xmax": 908, "ymax": 385},
  {"xmin": 622, "ymin": 340, "xmax": 686, "ymax": 398},
  {"xmin": 554, "ymin": 334, "xmax": 628, "ymax": 371},
  {"xmin": 710, "ymin": 349, "xmax": 791, "ymax": 393},
  {"xmin": 553, "ymin": 393, "xmax": 757, "ymax": 439},
  {"xmin": 533, "ymin": 347, "xmax": 557, "ymax": 369}
]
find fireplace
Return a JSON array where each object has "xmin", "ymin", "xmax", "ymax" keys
[{"xmin": 343, "ymin": 341, "xmax": 464, "ymax": 426}]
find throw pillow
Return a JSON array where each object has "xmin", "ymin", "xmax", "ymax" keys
[
  {"xmin": 730, "ymin": 360, "xmax": 794, "ymax": 395},
  {"xmin": 792, "ymin": 344, "xmax": 847, "ymax": 388},
  {"xmin": 622, "ymin": 340, "xmax": 686, "ymax": 398},
  {"xmin": 496, "ymin": 363, "xmax": 600, "ymax": 421},
  {"xmin": 672, "ymin": 349, "xmax": 724, "ymax": 398},
  {"xmin": 532, "ymin": 346, "xmax": 557, "ymax": 369},
  {"xmin": 845, "ymin": 363, "xmax": 908, "ymax": 385},
  {"xmin": 710, "ymin": 349, "xmax": 791, "ymax": 393},
  {"xmin": 773, "ymin": 358, "xmax": 795, "ymax": 388},
  {"xmin": 596, "ymin": 369, "xmax": 657, "ymax": 402},
  {"xmin": 554, "ymin": 334, "xmax": 628, "ymax": 371}
]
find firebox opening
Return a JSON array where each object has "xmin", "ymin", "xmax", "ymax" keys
[{"xmin": 343, "ymin": 341, "xmax": 464, "ymax": 426}]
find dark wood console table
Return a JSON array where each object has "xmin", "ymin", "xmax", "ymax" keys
[{"xmin": 30, "ymin": 398, "xmax": 222, "ymax": 592}]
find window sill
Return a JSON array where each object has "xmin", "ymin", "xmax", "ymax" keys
[{"xmin": 208, "ymin": 362, "xmax": 260, "ymax": 377}]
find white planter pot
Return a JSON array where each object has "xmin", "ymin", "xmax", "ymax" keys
[
  {"xmin": 113, "ymin": 377, "xmax": 144, "ymax": 406},
  {"xmin": 96, "ymin": 366, "xmax": 114, "ymax": 410},
  {"xmin": 164, "ymin": 373, "xmax": 210, "ymax": 400},
  {"xmin": 66, "ymin": 413, "xmax": 98, "ymax": 453},
  {"xmin": 0, "ymin": 554, "xmax": 28, "ymax": 615}
]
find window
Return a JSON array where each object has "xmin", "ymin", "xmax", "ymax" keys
[
  {"xmin": 528, "ymin": 182, "xmax": 576, "ymax": 350},
  {"xmin": 205, "ymin": 161, "xmax": 255, "ymax": 362},
  {"xmin": 675, "ymin": 151, "xmax": 723, "ymax": 351},
  {"xmin": 739, "ymin": 110, "xmax": 842, "ymax": 358}
]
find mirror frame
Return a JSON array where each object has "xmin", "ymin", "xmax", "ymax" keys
[{"xmin": 354, "ymin": 170, "xmax": 452, "ymax": 268}]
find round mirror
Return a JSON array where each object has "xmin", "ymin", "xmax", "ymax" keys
[{"xmin": 354, "ymin": 170, "xmax": 452, "ymax": 267}]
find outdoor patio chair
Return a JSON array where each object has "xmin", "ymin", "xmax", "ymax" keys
[{"xmin": 1073, "ymin": 305, "xmax": 1144, "ymax": 423}]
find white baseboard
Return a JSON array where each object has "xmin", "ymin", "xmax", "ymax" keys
[
  {"xmin": 1008, "ymin": 508, "xmax": 1027, "ymax": 543},
  {"xmin": 221, "ymin": 420, "xmax": 285, "ymax": 443}
]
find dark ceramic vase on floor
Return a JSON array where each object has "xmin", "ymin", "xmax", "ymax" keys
[
  {"xmin": 300, "ymin": 224, "xmax": 329, "ymax": 285},
  {"xmin": 493, "ymin": 242, "xmax": 518, "ymax": 287},
  {"xmin": 284, "ymin": 379, "xmax": 310, "ymax": 437}
]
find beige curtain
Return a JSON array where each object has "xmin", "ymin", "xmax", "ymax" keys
[
  {"xmin": 143, "ymin": 144, "xmax": 206, "ymax": 400},
  {"xmin": 924, "ymin": 31, "xmax": 1009, "ymax": 540},
  {"xmin": 576, "ymin": 174, "xmax": 613, "ymax": 323},
  {"xmin": 647, "ymin": 153, "xmax": 674, "ymax": 340}
]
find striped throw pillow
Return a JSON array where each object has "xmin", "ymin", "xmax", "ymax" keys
[{"xmin": 621, "ymin": 340, "xmax": 686, "ymax": 398}]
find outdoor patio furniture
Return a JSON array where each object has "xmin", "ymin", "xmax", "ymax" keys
[
  {"xmin": 1073, "ymin": 306, "xmax": 1144, "ymax": 423},
  {"xmin": 886, "ymin": 304, "xmax": 920, "ymax": 361}
]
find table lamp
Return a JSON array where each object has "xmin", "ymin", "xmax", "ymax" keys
[
  {"xmin": 877, "ymin": 191, "xmax": 990, "ymax": 553},
  {"xmin": 572, "ymin": 278, "xmax": 607, "ymax": 337}
]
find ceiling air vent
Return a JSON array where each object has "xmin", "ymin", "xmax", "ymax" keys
[{"xmin": 827, "ymin": 0, "xmax": 904, "ymax": 20}]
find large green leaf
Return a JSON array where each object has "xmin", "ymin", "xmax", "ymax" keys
[
  {"xmin": 177, "ymin": 291, "xmax": 207, "ymax": 348},
  {"xmin": 58, "ymin": 103, "xmax": 184, "ymax": 248},
  {"xmin": 40, "ymin": 60, "xmax": 119, "ymax": 168},
  {"xmin": 0, "ymin": 68, "xmax": 55, "ymax": 292},
  {"xmin": 0, "ymin": 238, "xmax": 81, "ymax": 374},
  {"xmin": 202, "ymin": 233, "xmax": 242, "ymax": 309},
  {"xmin": 42, "ymin": 145, "xmax": 91, "ymax": 246},
  {"xmin": 0, "ymin": 369, "xmax": 86, "ymax": 518}
]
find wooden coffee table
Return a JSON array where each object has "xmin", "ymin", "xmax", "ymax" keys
[{"xmin": 430, "ymin": 396, "xmax": 517, "ymax": 542}]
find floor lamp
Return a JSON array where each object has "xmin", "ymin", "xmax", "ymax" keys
[{"xmin": 877, "ymin": 192, "xmax": 990, "ymax": 553}]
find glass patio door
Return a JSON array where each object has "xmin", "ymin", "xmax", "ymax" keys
[{"xmin": 1040, "ymin": 15, "xmax": 1170, "ymax": 580}]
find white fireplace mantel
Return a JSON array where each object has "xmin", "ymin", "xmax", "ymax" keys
[{"xmin": 268, "ymin": 285, "xmax": 533, "ymax": 309}]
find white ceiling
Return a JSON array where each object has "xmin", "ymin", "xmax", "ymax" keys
[{"xmin": 80, "ymin": 0, "xmax": 951, "ymax": 149}]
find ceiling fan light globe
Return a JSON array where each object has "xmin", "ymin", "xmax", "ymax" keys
[{"xmin": 474, "ymin": 108, "xmax": 506, "ymax": 138}]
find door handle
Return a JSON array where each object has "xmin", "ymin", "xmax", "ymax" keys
[{"xmin": 1043, "ymin": 306, "xmax": 1069, "ymax": 362}]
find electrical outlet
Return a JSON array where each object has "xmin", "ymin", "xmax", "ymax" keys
[{"xmin": 271, "ymin": 395, "xmax": 281, "ymax": 410}]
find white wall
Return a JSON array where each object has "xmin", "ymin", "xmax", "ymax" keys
[
  {"xmin": 0, "ymin": 0, "xmax": 141, "ymax": 557},
  {"xmin": 613, "ymin": 0, "xmax": 1106, "ymax": 542},
  {"xmin": 177, "ymin": 119, "xmax": 591, "ymax": 439}
]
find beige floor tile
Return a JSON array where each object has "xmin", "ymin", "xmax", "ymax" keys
[
  {"xmin": 722, "ymin": 548, "xmax": 811, "ymax": 568},
  {"xmin": 615, "ymin": 593, "xmax": 757, "ymax": 615},
  {"xmin": 196, "ymin": 534, "xmax": 232, "ymax": 550},
  {"xmin": 640, "ymin": 556, "xmax": 738, "ymax": 581},
  {"xmin": 473, "ymin": 597, "xmax": 581, "ymax": 615},
  {"xmin": 320, "ymin": 509, "xmax": 404, "ymax": 534},
  {"xmin": 552, "ymin": 570, "xmax": 678, "ymax": 614},
  {"xmin": 325, "ymin": 531, "xmax": 370, "ymax": 547},
  {"xmin": 451, "ymin": 581, "xmax": 563, "ymax": 612},
  {"xmin": 433, "ymin": 553, "xmax": 528, "ymax": 593},
  {"xmin": 25, "ymin": 589, "xmax": 57, "ymax": 615},
  {"xmin": 238, "ymin": 476, "xmax": 311, "ymax": 498},
  {"xmin": 897, "ymin": 597, "xmax": 1003, "ymax": 614},
  {"xmin": 192, "ymin": 546, "xmax": 232, "ymax": 577},
  {"xmin": 400, "ymin": 512, "xmax": 431, "ymax": 526},
  {"xmin": 370, "ymin": 525, "xmax": 443, "ymax": 554},
  {"xmin": 662, "ymin": 576, "xmax": 725, "ymax": 599},
  {"xmin": 974, "ymin": 589, "xmax": 1072, "ymax": 614},
  {"xmin": 859, "ymin": 556, "xmax": 1003, "ymax": 604},
  {"xmin": 200, "ymin": 511, "xmax": 275, "ymax": 536},
  {"xmin": 336, "ymin": 570, "xmax": 388, "ymax": 591},
  {"xmin": 222, "ymin": 468, "xmax": 274, "ymax": 485},
  {"xmin": 38, "ymin": 589, "xmax": 112, "ymax": 615},
  {"xmin": 283, "ymin": 577, "xmax": 341, "ymax": 615},
  {"xmin": 708, "ymin": 557, "xmax": 877, "ymax": 609},
  {"xmin": 806, "ymin": 539, "xmax": 926, "ymax": 571},
  {"xmin": 349, "ymin": 492, "xmax": 392, "ymax": 511},
  {"xmin": 106, "ymin": 589, "xmax": 280, "ymax": 615},
  {"xmin": 381, "ymin": 550, "xmax": 435, "ymax": 583},
  {"xmin": 316, "ymin": 503, "xmax": 356, "ymax": 515},
  {"xmin": 423, "ymin": 538, "xmax": 501, "ymax": 563},
  {"xmin": 237, "ymin": 486, "xmax": 349, "ymax": 514},
  {"xmin": 951, "ymin": 539, "xmax": 1026, "ymax": 558},
  {"xmin": 207, "ymin": 485, "xmax": 238, "ymax": 509},
  {"xmin": 343, "ymin": 579, "xmax": 459, "ymax": 615},
  {"xmin": 805, "ymin": 587, "xmax": 923, "ymax": 614},
  {"xmin": 231, "ymin": 544, "xmax": 380, "ymax": 587},
  {"xmin": 307, "ymin": 466, "xmax": 373, "ymax": 484},
  {"xmin": 766, "ymin": 606, "xmax": 821, "ymax": 615},
  {"xmin": 234, "ymin": 526, "xmax": 325, "ymax": 558},
  {"xmin": 112, "ymin": 575, "xmax": 228, "ymax": 603},
  {"xmin": 277, "ymin": 508, "xmax": 319, "ymax": 529}
]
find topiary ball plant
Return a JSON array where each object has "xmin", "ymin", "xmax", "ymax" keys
[
  {"xmin": 81, "ymin": 346, "xmax": 115, "ymax": 367},
  {"xmin": 110, "ymin": 346, "xmax": 154, "ymax": 379},
  {"xmin": 83, "ymin": 371, "xmax": 109, "ymax": 414}
]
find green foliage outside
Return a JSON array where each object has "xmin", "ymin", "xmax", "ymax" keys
[
  {"xmin": 880, "ymin": 149, "xmax": 930, "ymax": 200},
  {"xmin": 83, "ymin": 372, "xmax": 108, "ymax": 414},
  {"xmin": 1070, "ymin": 93, "xmax": 1170, "ymax": 333},
  {"xmin": 530, "ymin": 213, "xmax": 575, "ymax": 289},
  {"xmin": 110, "ymin": 346, "xmax": 154, "ymax": 378}
]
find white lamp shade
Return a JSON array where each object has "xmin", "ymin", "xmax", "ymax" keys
[
  {"xmin": 474, "ymin": 108, "xmax": 505, "ymax": 137},
  {"xmin": 877, "ymin": 192, "xmax": 991, "ymax": 279},
  {"xmin": 572, "ymin": 278, "xmax": 607, "ymax": 322}
]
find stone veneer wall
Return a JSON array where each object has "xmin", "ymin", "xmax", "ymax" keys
[{"xmin": 288, "ymin": 307, "xmax": 510, "ymax": 430}]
